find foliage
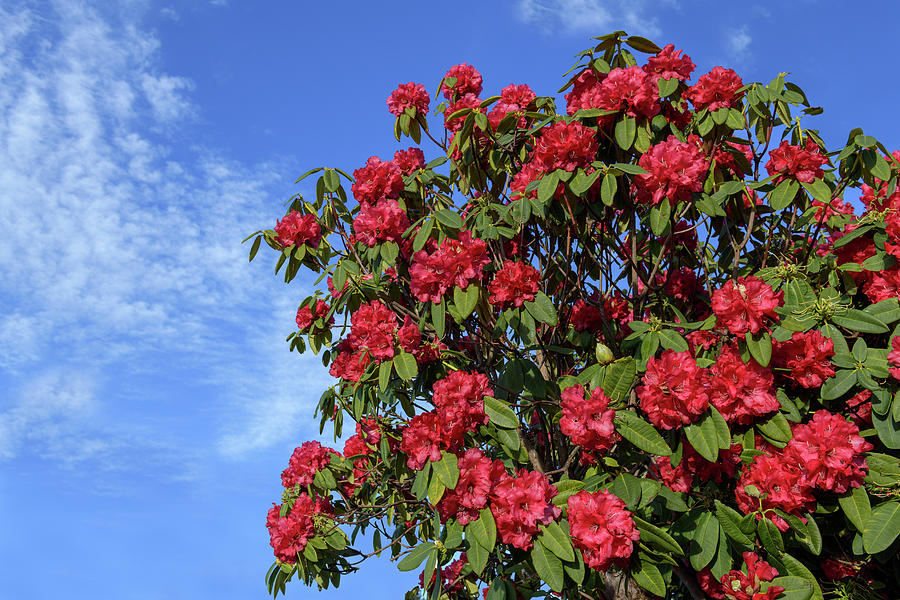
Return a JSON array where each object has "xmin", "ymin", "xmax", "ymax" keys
[{"xmin": 246, "ymin": 31, "xmax": 900, "ymax": 600}]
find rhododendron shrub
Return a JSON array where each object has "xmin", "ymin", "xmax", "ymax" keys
[{"xmin": 244, "ymin": 31, "xmax": 900, "ymax": 600}]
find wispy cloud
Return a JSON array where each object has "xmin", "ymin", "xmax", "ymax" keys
[
  {"xmin": 726, "ymin": 25, "xmax": 752, "ymax": 60},
  {"xmin": 516, "ymin": 0, "xmax": 664, "ymax": 37},
  {"xmin": 0, "ymin": 2, "xmax": 325, "ymax": 468}
]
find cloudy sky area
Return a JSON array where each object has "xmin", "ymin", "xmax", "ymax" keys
[{"xmin": 1, "ymin": 1, "xmax": 898, "ymax": 598}]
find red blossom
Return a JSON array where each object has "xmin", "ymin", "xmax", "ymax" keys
[
  {"xmin": 820, "ymin": 557, "xmax": 859, "ymax": 580},
  {"xmin": 387, "ymin": 82, "xmax": 430, "ymax": 117},
  {"xmin": 890, "ymin": 336, "xmax": 900, "ymax": 380},
  {"xmin": 530, "ymin": 121, "xmax": 598, "ymax": 172},
  {"xmin": 400, "ymin": 411, "xmax": 455, "ymax": 470},
  {"xmin": 444, "ymin": 93, "xmax": 482, "ymax": 132},
  {"xmin": 772, "ymin": 330, "xmax": 835, "ymax": 388},
  {"xmin": 266, "ymin": 494, "xmax": 331, "ymax": 563},
  {"xmin": 637, "ymin": 350, "xmax": 710, "ymax": 430},
  {"xmin": 488, "ymin": 261, "xmax": 541, "ymax": 308},
  {"xmin": 490, "ymin": 469, "xmax": 560, "ymax": 550},
  {"xmin": 570, "ymin": 299, "xmax": 604, "ymax": 332},
  {"xmin": 862, "ymin": 265, "xmax": 900, "ymax": 303},
  {"xmin": 720, "ymin": 552, "xmax": 783, "ymax": 600},
  {"xmin": 348, "ymin": 301, "xmax": 398, "ymax": 361},
  {"xmin": 441, "ymin": 63, "xmax": 483, "ymax": 100},
  {"xmin": 644, "ymin": 44, "xmax": 695, "ymax": 81},
  {"xmin": 559, "ymin": 384, "xmax": 620, "ymax": 455},
  {"xmin": 433, "ymin": 370, "xmax": 492, "ymax": 435},
  {"xmin": 765, "ymin": 140, "xmax": 828, "ymax": 183},
  {"xmin": 567, "ymin": 490, "xmax": 639, "ymax": 571},
  {"xmin": 329, "ymin": 339, "xmax": 372, "ymax": 382},
  {"xmin": 635, "ymin": 135, "xmax": 708, "ymax": 205},
  {"xmin": 709, "ymin": 344, "xmax": 779, "ymax": 424},
  {"xmin": 394, "ymin": 147, "xmax": 425, "ymax": 173},
  {"xmin": 488, "ymin": 83, "xmax": 536, "ymax": 129},
  {"xmin": 410, "ymin": 231, "xmax": 491, "ymax": 303},
  {"xmin": 784, "ymin": 410, "xmax": 872, "ymax": 494},
  {"xmin": 296, "ymin": 299, "xmax": 332, "ymax": 332},
  {"xmin": 353, "ymin": 198, "xmax": 410, "ymax": 247},
  {"xmin": 351, "ymin": 156, "xmax": 404, "ymax": 205},
  {"xmin": 281, "ymin": 441, "xmax": 340, "ymax": 488},
  {"xmin": 565, "ymin": 68, "xmax": 606, "ymax": 115},
  {"xmin": 438, "ymin": 448, "xmax": 494, "ymax": 525},
  {"xmin": 735, "ymin": 452, "xmax": 815, "ymax": 531},
  {"xmin": 711, "ymin": 276, "xmax": 783, "ymax": 336},
  {"xmin": 684, "ymin": 66, "xmax": 744, "ymax": 111},
  {"xmin": 274, "ymin": 210, "xmax": 322, "ymax": 248},
  {"xmin": 697, "ymin": 568, "xmax": 727, "ymax": 599},
  {"xmin": 589, "ymin": 66, "xmax": 660, "ymax": 124}
]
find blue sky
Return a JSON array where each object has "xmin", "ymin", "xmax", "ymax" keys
[{"xmin": 1, "ymin": 1, "xmax": 898, "ymax": 599}]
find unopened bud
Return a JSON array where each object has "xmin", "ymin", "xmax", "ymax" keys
[{"xmin": 595, "ymin": 343, "xmax": 614, "ymax": 364}]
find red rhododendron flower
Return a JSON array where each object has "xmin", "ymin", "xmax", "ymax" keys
[
  {"xmin": 720, "ymin": 552, "xmax": 783, "ymax": 600},
  {"xmin": 275, "ymin": 210, "xmax": 322, "ymax": 248},
  {"xmin": 410, "ymin": 231, "xmax": 491, "ymax": 303},
  {"xmin": 697, "ymin": 568, "xmax": 727, "ymax": 599},
  {"xmin": 296, "ymin": 299, "xmax": 332, "ymax": 332},
  {"xmin": 281, "ymin": 440, "xmax": 340, "ymax": 488},
  {"xmin": 711, "ymin": 276, "xmax": 783, "ymax": 336},
  {"xmin": 820, "ymin": 557, "xmax": 859, "ymax": 580},
  {"xmin": 488, "ymin": 261, "xmax": 541, "ymax": 308},
  {"xmin": 590, "ymin": 66, "xmax": 660, "ymax": 123},
  {"xmin": 401, "ymin": 411, "xmax": 455, "ymax": 470},
  {"xmin": 715, "ymin": 142, "xmax": 753, "ymax": 178},
  {"xmin": 784, "ymin": 410, "xmax": 872, "ymax": 494},
  {"xmin": 353, "ymin": 199, "xmax": 410, "ymax": 247},
  {"xmin": 348, "ymin": 301, "xmax": 398, "ymax": 361},
  {"xmin": 687, "ymin": 329, "xmax": 718, "ymax": 354},
  {"xmin": 637, "ymin": 350, "xmax": 710, "ymax": 429},
  {"xmin": 394, "ymin": 147, "xmax": 425, "ymax": 174},
  {"xmin": 663, "ymin": 266, "xmax": 699, "ymax": 302},
  {"xmin": 387, "ymin": 82, "xmax": 430, "ymax": 117},
  {"xmin": 444, "ymin": 93, "xmax": 482, "ymax": 132},
  {"xmin": 654, "ymin": 454, "xmax": 692, "ymax": 492},
  {"xmin": 329, "ymin": 339, "xmax": 372, "ymax": 382},
  {"xmin": 490, "ymin": 469, "xmax": 560, "ymax": 550},
  {"xmin": 266, "ymin": 494, "xmax": 331, "ymax": 563},
  {"xmin": 684, "ymin": 66, "xmax": 744, "ymax": 111},
  {"xmin": 862, "ymin": 265, "xmax": 900, "ymax": 303},
  {"xmin": 567, "ymin": 490, "xmax": 640, "ymax": 571},
  {"xmin": 508, "ymin": 162, "xmax": 549, "ymax": 201},
  {"xmin": 644, "ymin": 44, "xmax": 695, "ymax": 81},
  {"xmin": 351, "ymin": 156, "xmax": 404, "ymax": 205},
  {"xmin": 530, "ymin": 121, "xmax": 598, "ymax": 172},
  {"xmin": 735, "ymin": 452, "xmax": 815, "ymax": 530},
  {"xmin": 635, "ymin": 135, "xmax": 708, "ymax": 205},
  {"xmin": 559, "ymin": 384, "xmax": 620, "ymax": 455},
  {"xmin": 570, "ymin": 299, "xmax": 604, "ymax": 332},
  {"xmin": 655, "ymin": 441, "xmax": 742, "ymax": 492},
  {"xmin": 441, "ymin": 63, "xmax": 483, "ymax": 99},
  {"xmin": 488, "ymin": 83, "xmax": 536, "ymax": 129},
  {"xmin": 433, "ymin": 370, "xmax": 491, "ymax": 434},
  {"xmin": 438, "ymin": 448, "xmax": 494, "ymax": 525},
  {"xmin": 709, "ymin": 344, "xmax": 779, "ymax": 424},
  {"xmin": 772, "ymin": 330, "xmax": 835, "ymax": 388},
  {"xmin": 565, "ymin": 67, "xmax": 606, "ymax": 115},
  {"xmin": 765, "ymin": 140, "xmax": 828, "ymax": 183}
]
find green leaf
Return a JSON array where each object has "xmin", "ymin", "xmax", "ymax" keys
[
  {"xmin": 657, "ymin": 328, "xmax": 688, "ymax": 352},
  {"xmin": 467, "ymin": 508, "xmax": 497, "ymax": 551},
  {"xmin": 523, "ymin": 292, "xmax": 557, "ymax": 326},
  {"xmin": 411, "ymin": 463, "xmax": 431, "ymax": 501},
  {"xmin": 538, "ymin": 521, "xmax": 575, "ymax": 562},
  {"xmin": 838, "ymin": 485, "xmax": 871, "ymax": 532},
  {"xmin": 431, "ymin": 299, "xmax": 445, "ymax": 339},
  {"xmin": 600, "ymin": 173, "xmax": 617, "ymax": 205},
  {"xmin": 378, "ymin": 360, "xmax": 391, "ymax": 391},
  {"xmin": 689, "ymin": 512, "xmax": 719, "ymax": 570},
  {"xmin": 568, "ymin": 168, "xmax": 602, "ymax": 197},
  {"xmin": 633, "ymin": 516, "xmax": 684, "ymax": 556},
  {"xmin": 769, "ymin": 576, "xmax": 814, "ymax": 600},
  {"xmin": 757, "ymin": 411, "xmax": 793, "ymax": 446},
  {"xmin": 397, "ymin": 542, "xmax": 436, "ymax": 571},
  {"xmin": 563, "ymin": 548, "xmax": 585, "ymax": 584},
  {"xmin": 537, "ymin": 171, "xmax": 560, "ymax": 204},
  {"xmin": 467, "ymin": 538, "xmax": 488, "ymax": 576},
  {"xmin": 434, "ymin": 209, "xmax": 463, "ymax": 230},
  {"xmin": 625, "ymin": 35, "xmax": 662, "ymax": 53},
  {"xmin": 863, "ymin": 501, "xmax": 900, "ymax": 553},
  {"xmin": 552, "ymin": 479, "xmax": 584, "ymax": 506},
  {"xmin": 800, "ymin": 178, "xmax": 832, "ymax": 203},
  {"xmin": 864, "ymin": 297, "xmax": 900, "ymax": 324},
  {"xmin": 615, "ymin": 411, "xmax": 671, "ymax": 456},
  {"xmin": 710, "ymin": 406, "xmax": 731, "ymax": 450},
  {"xmin": 323, "ymin": 169, "xmax": 340, "ymax": 193},
  {"xmin": 614, "ymin": 116, "xmax": 636, "ymax": 150},
  {"xmin": 630, "ymin": 556, "xmax": 666, "ymax": 597},
  {"xmin": 611, "ymin": 162, "xmax": 647, "ymax": 175},
  {"xmin": 649, "ymin": 198, "xmax": 671, "ymax": 236},
  {"xmin": 715, "ymin": 501, "xmax": 753, "ymax": 547},
  {"xmin": 873, "ymin": 409, "xmax": 900, "ymax": 449},
  {"xmin": 453, "ymin": 284, "xmax": 479, "ymax": 320},
  {"xmin": 428, "ymin": 473, "xmax": 446, "ymax": 504},
  {"xmin": 769, "ymin": 178, "xmax": 800, "ymax": 210},
  {"xmin": 413, "ymin": 218, "xmax": 434, "ymax": 252},
  {"xmin": 610, "ymin": 473, "xmax": 642, "ymax": 510},
  {"xmin": 745, "ymin": 330, "xmax": 772, "ymax": 367},
  {"xmin": 601, "ymin": 357, "xmax": 637, "ymax": 401},
  {"xmin": 833, "ymin": 224, "xmax": 874, "ymax": 248},
  {"xmin": 831, "ymin": 309, "xmax": 889, "ymax": 334},
  {"xmin": 248, "ymin": 235, "xmax": 262, "ymax": 262},
  {"xmin": 433, "ymin": 451, "xmax": 460, "ymax": 489},
  {"xmin": 684, "ymin": 411, "xmax": 720, "ymax": 462},
  {"xmin": 820, "ymin": 369, "xmax": 857, "ymax": 401},
  {"xmin": 777, "ymin": 553, "xmax": 823, "ymax": 600},
  {"xmin": 757, "ymin": 517, "xmax": 784, "ymax": 554},
  {"xmin": 657, "ymin": 76, "xmax": 678, "ymax": 97},
  {"xmin": 394, "ymin": 352, "xmax": 418, "ymax": 381},
  {"xmin": 531, "ymin": 539, "xmax": 564, "ymax": 592},
  {"xmin": 484, "ymin": 396, "xmax": 519, "ymax": 429}
]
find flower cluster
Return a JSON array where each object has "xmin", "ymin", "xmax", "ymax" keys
[
  {"xmin": 488, "ymin": 261, "xmax": 541, "ymax": 308},
  {"xmin": 295, "ymin": 299, "xmax": 332, "ymax": 332},
  {"xmin": 353, "ymin": 199, "xmax": 410, "ymax": 246},
  {"xmin": 530, "ymin": 121, "xmax": 598, "ymax": 172},
  {"xmin": 387, "ymin": 82, "xmax": 430, "ymax": 117},
  {"xmin": 765, "ymin": 140, "xmax": 828, "ymax": 183},
  {"xmin": 643, "ymin": 44, "xmax": 695, "ymax": 81},
  {"xmin": 394, "ymin": 147, "xmax": 425, "ymax": 173},
  {"xmin": 708, "ymin": 344, "xmax": 779, "ymax": 424},
  {"xmin": 410, "ymin": 231, "xmax": 491, "ymax": 303},
  {"xmin": 772, "ymin": 330, "xmax": 835, "ymax": 388},
  {"xmin": 490, "ymin": 469, "xmax": 560, "ymax": 550},
  {"xmin": 559, "ymin": 384, "xmax": 620, "ymax": 456},
  {"xmin": 266, "ymin": 494, "xmax": 332, "ymax": 563},
  {"xmin": 719, "ymin": 552, "xmax": 783, "ymax": 600},
  {"xmin": 711, "ymin": 276, "xmax": 783, "ymax": 335},
  {"xmin": 437, "ymin": 448, "xmax": 496, "ymax": 524},
  {"xmin": 351, "ymin": 156, "xmax": 404, "ymax": 205},
  {"xmin": 588, "ymin": 65, "xmax": 660, "ymax": 124},
  {"xmin": 281, "ymin": 441, "xmax": 340, "ymax": 488},
  {"xmin": 348, "ymin": 301, "xmax": 399, "ymax": 361},
  {"xmin": 635, "ymin": 135, "xmax": 708, "ymax": 205},
  {"xmin": 656, "ymin": 441, "xmax": 743, "ymax": 492},
  {"xmin": 488, "ymin": 84, "xmax": 535, "ymax": 129},
  {"xmin": 637, "ymin": 350, "xmax": 710, "ymax": 429},
  {"xmin": 567, "ymin": 490, "xmax": 640, "ymax": 571},
  {"xmin": 275, "ymin": 210, "xmax": 322, "ymax": 248},
  {"xmin": 441, "ymin": 63, "xmax": 483, "ymax": 100},
  {"xmin": 684, "ymin": 66, "xmax": 743, "ymax": 111}
]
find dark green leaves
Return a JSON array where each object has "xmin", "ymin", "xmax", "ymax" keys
[
  {"xmin": 433, "ymin": 451, "xmax": 459, "ymax": 489},
  {"xmin": 831, "ymin": 309, "xmax": 889, "ymax": 334},
  {"xmin": 531, "ymin": 538, "xmax": 564, "ymax": 592},
  {"xmin": 524, "ymin": 292, "xmax": 557, "ymax": 326},
  {"xmin": 614, "ymin": 116, "xmax": 636, "ymax": 150},
  {"xmin": 863, "ymin": 501, "xmax": 900, "ymax": 553},
  {"xmin": 484, "ymin": 396, "xmax": 519, "ymax": 430},
  {"xmin": 397, "ymin": 542, "xmax": 436, "ymax": 571},
  {"xmin": 838, "ymin": 485, "xmax": 871, "ymax": 532},
  {"xmin": 614, "ymin": 411, "xmax": 671, "ymax": 456},
  {"xmin": 769, "ymin": 178, "xmax": 799, "ymax": 210}
]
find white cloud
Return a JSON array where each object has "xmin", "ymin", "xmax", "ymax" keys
[
  {"xmin": 0, "ymin": 1, "xmax": 327, "ymax": 467},
  {"xmin": 516, "ymin": 0, "xmax": 663, "ymax": 37},
  {"xmin": 727, "ymin": 26, "xmax": 752, "ymax": 59}
]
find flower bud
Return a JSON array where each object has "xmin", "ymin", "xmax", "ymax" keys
[{"xmin": 595, "ymin": 342, "xmax": 614, "ymax": 364}]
